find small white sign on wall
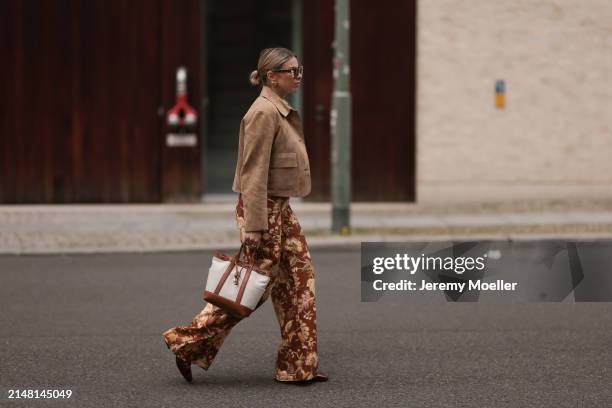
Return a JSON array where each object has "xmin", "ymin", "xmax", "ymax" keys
[{"xmin": 166, "ymin": 133, "xmax": 197, "ymax": 147}]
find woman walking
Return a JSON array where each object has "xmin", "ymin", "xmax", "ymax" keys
[{"xmin": 163, "ymin": 47, "xmax": 328, "ymax": 385}]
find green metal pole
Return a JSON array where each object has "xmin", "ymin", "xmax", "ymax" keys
[
  {"xmin": 291, "ymin": 0, "xmax": 303, "ymax": 116},
  {"xmin": 331, "ymin": 0, "xmax": 351, "ymax": 235}
]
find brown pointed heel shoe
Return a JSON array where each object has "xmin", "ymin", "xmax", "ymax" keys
[
  {"xmin": 175, "ymin": 356, "xmax": 193, "ymax": 383},
  {"xmin": 275, "ymin": 372, "xmax": 329, "ymax": 385},
  {"xmin": 312, "ymin": 373, "xmax": 329, "ymax": 382}
]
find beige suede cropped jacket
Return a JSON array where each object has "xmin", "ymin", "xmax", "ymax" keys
[{"xmin": 232, "ymin": 85, "xmax": 311, "ymax": 231}]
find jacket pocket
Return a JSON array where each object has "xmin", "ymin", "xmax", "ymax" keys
[
  {"xmin": 268, "ymin": 152, "xmax": 298, "ymax": 193},
  {"xmin": 270, "ymin": 152, "xmax": 297, "ymax": 168}
]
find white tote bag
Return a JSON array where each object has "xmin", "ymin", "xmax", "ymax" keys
[{"xmin": 203, "ymin": 244, "xmax": 270, "ymax": 318}]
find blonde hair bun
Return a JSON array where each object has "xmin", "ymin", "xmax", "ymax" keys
[{"xmin": 249, "ymin": 70, "xmax": 261, "ymax": 86}]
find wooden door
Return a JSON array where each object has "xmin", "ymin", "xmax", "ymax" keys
[
  {"xmin": 160, "ymin": 0, "xmax": 202, "ymax": 202},
  {"xmin": 302, "ymin": 0, "xmax": 417, "ymax": 201},
  {"xmin": 302, "ymin": 0, "xmax": 334, "ymax": 201},
  {"xmin": 0, "ymin": 0, "xmax": 201, "ymax": 203}
]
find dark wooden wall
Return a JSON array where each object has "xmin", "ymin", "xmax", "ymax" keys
[
  {"xmin": 303, "ymin": 0, "xmax": 417, "ymax": 201},
  {"xmin": 0, "ymin": 0, "xmax": 201, "ymax": 203}
]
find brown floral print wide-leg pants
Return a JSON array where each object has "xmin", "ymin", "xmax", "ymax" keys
[{"xmin": 162, "ymin": 194, "xmax": 320, "ymax": 382}]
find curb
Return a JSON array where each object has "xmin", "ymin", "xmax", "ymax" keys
[{"xmin": 3, "ymin": 230, "xmax": 611, "ymax": 256}]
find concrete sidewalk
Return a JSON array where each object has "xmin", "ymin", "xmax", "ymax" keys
[{"xmin": 1, "ymin": 200, "xmax": 612, "ymax": 254}]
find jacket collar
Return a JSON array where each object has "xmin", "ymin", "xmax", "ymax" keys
[{"xmin": 260, "ymin": 85, "xmax": 293, "ymax": 117}]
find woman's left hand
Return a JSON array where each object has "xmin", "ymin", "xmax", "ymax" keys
[{"xmin": 243, "ymin": 231, "xmax": 262, "ymax": 243}]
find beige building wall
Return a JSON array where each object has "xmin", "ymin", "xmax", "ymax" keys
[{"xmin": 417, "ymin": 0, "xmax": 612, "ymax": 205}]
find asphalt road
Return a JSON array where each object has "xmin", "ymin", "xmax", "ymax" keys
[{"xmin": 1, "ymin": 247, "xmax": 611, "ymax": 407}]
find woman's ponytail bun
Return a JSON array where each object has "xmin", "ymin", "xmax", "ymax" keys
[{"xmin": 249, "ymin": 70, "xmax": 261, "ymax": 86}]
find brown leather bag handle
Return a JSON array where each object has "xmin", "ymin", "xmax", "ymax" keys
[
  {"xmin": 213, "ymin": 241, "xmax": 263, "ymax": 294},
  {"xmin": 236, "ymin": 240, "xmax": 262, "ymax": 262},
  {"xmin": 233, "ymin": 241, "xmax": 261, "ymax": 284}
]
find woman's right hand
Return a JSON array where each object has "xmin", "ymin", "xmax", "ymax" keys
[{"xmin": 241, "ymin": 230, "xmax": 263, "ymax": 260}]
